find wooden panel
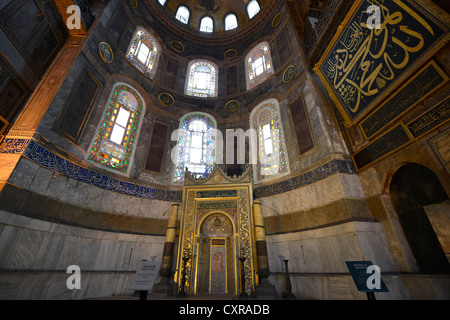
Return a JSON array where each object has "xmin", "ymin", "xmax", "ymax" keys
[
  {"xmin": 226, "ymin": 65, "xmax": 237, "ymax": 96},
  {"xmin": 53, "ymin": 70, "xmax": 101, "ymax": 144},
  {"xmin": 164, "ymin": 58, "xmax": 179, "ymax": 90},
  {"xmin": 144, "ymin": 121, "xmax": 169, "ymax": 173},
  {"xmin": 276, "ymin": 28, "xmax": 291, "ymax": 64},
  {"xmin": 289, "ymin": 95, "xmax": 314, "ymax": 155}
]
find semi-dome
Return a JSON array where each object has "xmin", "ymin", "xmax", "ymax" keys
[{"xmin": 147, "ymin": 0, "xmax": 281, "ymax": 44}]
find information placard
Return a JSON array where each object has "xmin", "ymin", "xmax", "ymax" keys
[{"xmin": 128, "ymin": 260, "xmax": 162, "ymax": 292}]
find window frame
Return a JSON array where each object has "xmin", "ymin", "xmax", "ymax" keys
[
  {"xmin": 199, "ymin": 15, "xmax": 214, "ymax": 33},
  {"xmin": 247, "ymin": 0, "xmax": 261, "ymax": 19},
  {"xmin": 173, "ymin": 112, "xmax": 217, "ymax": 184},
  {"xmin": 185, "ymin": 59, "xmax": 219, "ymax": 98},
  {"xmin": 125, "ymin": 26, "xmax": 161, "ymax": 79},
  {"xmin": 87, "ymin": 82, "xmax": 146, "ymax": 177},
  {"xmin": 245, "ymin": 41, "xmax": 274, "ymax": 90},
  {"xmin": 175, "ymin": 5, "xmax": 190, "ymax": 24},
  {"xmin": 250, "ymin": 99, "xmax": 290, "ymax": 183},
  {"xmin": 224, "ymin": 13, "xmax": 238, "ymax": 31}
]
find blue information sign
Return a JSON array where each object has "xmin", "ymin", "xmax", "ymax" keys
[{"xmin": 345, "ymin": 261, "xmax": 389, "ymax": 293}]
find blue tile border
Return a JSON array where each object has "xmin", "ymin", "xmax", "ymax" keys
[
  {"xmin": 253, "ymin": 159, "xmax": 357, "ymax": 199},
  {"xmin": 4, "ymin": 138, "xmax": 356, "ymax": 201},
  {"xmin": 22, "ymin": 140, "xmax": 181, "ymax": 202}
]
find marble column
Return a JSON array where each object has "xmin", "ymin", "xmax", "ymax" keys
[
  {"xmin": 253, "ymin": 200, "xmax": 277, "ymax": 299},
  {"xmin": 152, "ymin": 203, "xmax": 179, "ymax": 297}
]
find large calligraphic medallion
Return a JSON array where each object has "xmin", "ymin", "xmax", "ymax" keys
[
  {"xmin": 283, "ymin": 65, "xmax": 296, "ymax": 83},
  {"xmin": 98, "ymin": 42, "xmax": 113, "ymax": 63},
  {"xmin": 159, "ymin": 93, "xmax": 174, "ymax": 106},
  {"xmin": 171, "ymin": 41, "xmax": 184, "ymax": 53},
  {"xmin": 314, "ymin": 0, "xmax": 447, "ymax": 126}
]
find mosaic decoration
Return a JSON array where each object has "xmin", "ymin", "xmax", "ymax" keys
[
  {"xmin": 224, "ymin": 49, "xmax": 237, "ymax": 60},
  {"xmin": 360, "ymin": 61, "xmax": 448, "ymax": 139},
  {"xmin": 98, "ymin": 42, "xmax": 113, "ymax": 63},
  {"xmin": 406, "ymin": 98, "xmax": 450, "ymax": 139},
  {"xmin": 88, "ymin": 83, "xmax": 144, "ymax": 175},
  {"xmin": 252, "ymin": 101, "xmax": 289, "ymax": 179},
  {"xmin": 225, "ymin": 100, "xmax": 239, "ymax": 113},
  {"xmin": 283, "ymin": 65, "xmax": 296, "ymax": 83},
  {"xmin": 171, "ymin": 41, "xmax": 184, "ymax": 53},
  {"xmin": 246, "ymin": 42, "xmax": 273, "ymax": 90},
  {"xmin": 185, "ymin": 60, "xmax": 218, "ymax": 98},
  {"xmin": 126, "ymin": 27, "xmax": 160, "ymax": 78},
  {"xmin": 173, "ymin": 113, "xmax": 216, "ymax": 183},
  {"xmin": 314, "ymin": 0, "xmax": 447, "ymax": 126},
  {"xmin": 159, "ymin": 93, "xmax": 174, "ymax": 106},
  {"xmin": 352, "ymin": 124, "xmax": 412, "ymax": 171},
  {"xmin": 0, "ymin": 138, "xmax": 30, "ymax": 154}
]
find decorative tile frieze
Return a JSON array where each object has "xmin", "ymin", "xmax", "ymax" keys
[
  {"xmin": 22, "ymin": 140, "xmax": 181, "ymax": 201},
  {"xmin": 253, "ymin": 159, "xmax": 356, "ymax": 198},
  {"xmin": 8, "ymin": 139, "xmax": 357, "ymax": 202}
]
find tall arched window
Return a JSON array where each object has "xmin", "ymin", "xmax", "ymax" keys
[
  {"xmin": 247, "ymin": 0, "xmax": 261, "ymax": 19},
  {"xmin": 199, "ymin": 16, "xmax": 213, "ymax": 33},
  {"xmin": 250, "ymin": 99, "xmax": 289, "ymax": 182},
  {"xmin": 225, "ymin": 14, "xmax": 238, "ymax": 31},
  {"xmin": 126, "ymin": 27, "xmax": 161, "ymax": 78},
  {"xmin": 246, "ymin": 41, "xmax": 273, "ymax": 90},
  {"xmin": 176, "ymin": 5, "xmax": 190, "ymax": 24},
  {"xmin": 173, "ymin": 113, "xmax": 216, "ymax": 183},
  {"xmin": 87, "ymin": 83, "xmax": 145, "ymax": 176},
  {"xmin": 185, "ymin": 60, "xmax": 218, "ymax": 98},
  {"xmin": 158, "ymin": 0, "xmax": 166, "ymax": 5}
]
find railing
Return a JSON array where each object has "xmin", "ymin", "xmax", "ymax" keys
[{"xmin": 303, "ymin": 0, "xmax": 342, "ymax": 57}]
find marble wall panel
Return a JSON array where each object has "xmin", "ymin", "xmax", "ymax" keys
[{"xmin": 0, "ymin": 210, "xmax": 166, "ymax": 299}]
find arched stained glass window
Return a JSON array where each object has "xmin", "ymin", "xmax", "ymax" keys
[
  {"xmin": 88, "ymin": 83, "xmax": 145, "ymax": 176},
  {"xmin": 246, "ymin": 42, "xmax": 273, "ymax": 90},
  {"xmin": 185, "ymin": 60, "xmax": 218, "ymax": 98},
  {"xmin": 250, "ymin": 99, "xmax": 289, "ymax": 182},
  {"xmin": 199, "ymin": 16, "xmax": 213, "ymax": 33},
  {"xmin": 247, "ymin": 0, "xmax": 261, "ymax": 19},
  {"xmin": 173, "ymin": 113, "xmax": 216, "ymax": 183},
  {"xmin": 225, "ymin": 14, "xmax": 238, "ymax": 31},
  {"xmin": 176, "ymin": 5, "xmax": 190, "ymax": 24},
  {"xmin": 126, "ymin": 27, "xmax": 161, "ymax": 78}
]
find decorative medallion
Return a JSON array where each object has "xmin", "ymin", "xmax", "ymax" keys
[
  {"xmin": 213, "ymin": 174, "xmax": 223, "ymax": 183},
  {"xmin": 225, "ymin": 100, "xmax": 240, "ymax": 113},
  {"xmin": 98, "ymin": 42, "xmax": 113, "ymax": 63},
  {"xmin": 171, "ymin": 41, "xmax": 184, "ymax": 53},
  {"xmin": 224, "ymin": 49, "xmax": 237, "ymax": 60},
  {"xmin": 283, "ymin": 65, "xmax": 296, "ymax": 83},
  {"xmin": 129, "ymin": 0, "xmax": 137, "ymax": 8},
  {"xmin": 159, "ymin": 93, "xmax": 174, "ymax": 106},
  {"xmin": 272, "ymin": 13, "xmax": 282, "ymax": 28}
]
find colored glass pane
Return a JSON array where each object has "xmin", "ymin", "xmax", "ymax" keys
[
  {"xmin": 126, "ymin": 27, "xmax": 160, "ymax": 78},
  {"xmin": 88, "ymin": 83, "xmax": 144, "ymax": 175}
]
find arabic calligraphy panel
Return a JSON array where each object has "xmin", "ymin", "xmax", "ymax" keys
[
  {"xmin": 352, "ymin": 124, "xmax": 411, "ymax": 170},
  {"xmin": 360, "ymin": 60, "xmax": 448, "ymax": 139},
  {"xmin": 315, "ymin": 0, "xmax": 446, "ymax": 125}
]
